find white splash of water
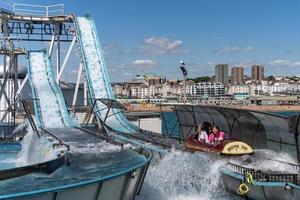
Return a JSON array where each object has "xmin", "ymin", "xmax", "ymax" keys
[
  {"xmin": 69, "ymin": 141, "xmax": 121, "ymax": 154},
  {"xmin": 137, "ymin": 150, "xmax": 231, "ymax": 200},
  {"xmin": 12, "ymin": 122, "xmax": 28, "ymax": 134},
  {"xmin": 15, "ymin": 126, "xmax": 57, "ymax": 166},
  {"xmin": 235, "ymin": 149, "xmax": 298, "ymax": 173},
  {"xmin": 68, "ymin": 140, "xmax": 134, "ymax": 155}
]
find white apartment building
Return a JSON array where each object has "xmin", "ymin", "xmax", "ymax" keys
[
  {"xmin": 130, "ymin": 86, "xmax": 140, "ymax": 98},
  {"xmin": 161, "ymin": 83, "xmax": 180, "ymax": 97},
  {"xmin": 250, "ymin": 81, "xmax": 293, "ymax": 96},
  {"xmin": 130, "ymin": 85, "xmax": 160, "ymax": 99},
  {"xmin": 191, "ymin": 82, "xmax": 225, "ymax": 96},
  {"xmin": 250, "ymin": 81, "xmax": 269, "ymax": 96},
  {"xmin": 178, "ymin": 83, "xmax": 193, "ymax": 96},
  {"xmin": 228, "ymin": 85, "xmax": 250, "ymax": 94},
  {"xmin": 289, "ymin": 84, "xmax": 300, "ymax": 92},
  {"xmin": 270, "ymin": 82, "xmax": 288, "ymax": 95}
]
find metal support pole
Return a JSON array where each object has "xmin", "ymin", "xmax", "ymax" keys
[
  {"xmin": 0, "ymin": 63, "xmax": 13, "ymax": 107},
  {"xmin": 21, "ymin": 101, "xmax": 40, "ymax": 137},
  {"xmin": 2, "ymin": 20, "xmax": 8, "ymax": 123},
  {"xmin": 100, "ymin": 102, "xmax": 112, "ymax": 133},
  {"xmin": 85, "ymin": 100, "xmax": 97, "ymax": 127},
  {"xmin": 183, "ymin": 75, "xmax": 187, "ymax": 104},
  {"xmin": 55, "ymin": 23, "xmax": 61, "ymax": 78},
  {"xmin": 56, "ymin": 36, "xmax": 76, "ymax": 82},
  {"xmin": 13, "ymin": 54, "xmax": 17, "ymax": 128},
  {"xmin": 3, "ymin": 56, "xmax": 6, "ymax": 88},
  {"xmin": 0, "ymin": 79, "xmax": 10, "ymax": 107},
  {"xmin": 72, "ymin": 62, "xmax": 83, "ymax": 106},
  {"xmin": 84, "ymin": 78, "xmax": 87, "ymax": 106},
  {"xmin": 48, "ymin": 34, "xmax": 55, "ymax": 58},
  {"xmin": 15, "ymin": 74, "xmax": 28, "ymax": 99},
  {"xmin": 14, "ymin": 55, "xmax": 18, "ymax": 97}
]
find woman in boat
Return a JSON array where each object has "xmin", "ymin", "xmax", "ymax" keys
[
  {"xmin": 195, "ymin": 123, "xmax": 210, "ymax": 143},
  {"xmin": 208, "ymin": 126, "xmax": 225, "ymax": 144}
]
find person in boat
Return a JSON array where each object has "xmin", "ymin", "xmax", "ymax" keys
[
  {"xmin": 208, "ymin": 126, "xmax": 225, "ymax": 144},
  {"xmin": 194, "ymin": 123, "xmax": 210, "ymax": 143},
  {"xmin": 203, "ymin": 121, "xmax": 212, "ymax": 137}
]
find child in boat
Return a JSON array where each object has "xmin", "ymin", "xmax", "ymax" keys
[
  {"xmin": 208, "ymin": 126, "xmax": 225, "ymax": 144},
  {"xmin": 195, "ymin": 124, "xmax": 209, "ymax": 143}
]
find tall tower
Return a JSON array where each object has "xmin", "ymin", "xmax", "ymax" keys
[
  {"xmin": 215, "ymin": 64, "xmax": 228, "ymax": 84},
  {"xmin": 251, "ymin": 65, "xmax": 264, "ymax": 81},
  {"xmin": 231, "ymin": 67, "xmax": 244, "ymax": 84}
]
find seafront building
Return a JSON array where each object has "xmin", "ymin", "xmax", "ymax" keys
[
  {"xmin": 190, "ymin": 82, "xmax": 226, "ymax": 96},
  {"xmin": 228, "ymin": 84, "xmax": 250, "ymax": 95}
]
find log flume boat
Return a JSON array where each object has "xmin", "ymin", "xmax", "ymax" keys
[{"xmin": 186, "ymin": 134, "xmax": 253, "ymax": 155}]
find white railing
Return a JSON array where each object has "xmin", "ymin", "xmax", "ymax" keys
[{"xmin": 13, "ymin": 3, "xmax": 64, "ymax": 17}]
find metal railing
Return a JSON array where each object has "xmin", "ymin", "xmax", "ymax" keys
[
  {"xmin": 13, "ymin": 3, "xmax": 64, "ymax": 17},
  {"xmin": 227, "ymin": 162, "xmax": 300, "ymax": 185},
  {"xmin": 21, "ymin": 99, "xmax": 40, "ymax": 137}
]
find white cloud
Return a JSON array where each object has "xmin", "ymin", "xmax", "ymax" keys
[
  {"xmin": 269, "ymin": 59, "xmax": 300, "ymax": 67},
  {"xmin": 117, "ymin": 59, "xmax": 159, "ymax": 71},
  {"xmin": 132, "ymin": 59, "xmax": 158, "ymax": 66},
  {"xmin": 243, "ymin": 46, "xmax": 254, "ymax": 51},
  {"xmin": 270, "ymin": 59, "xmax": 290, "ymax": 66},
  {"xmin": 187, "ymin": 61, "xmax": 216, "ymax": 74},
  {"xmin": 124, "ymin": 72, "xmax": 133, "ymax": 76},
  {"xmin": 139, "ymin": 36, "xmax": 189, "ymax": 55},
  {"xmin": 215, "ymin": 46, "xmax": 254, "ymax": 54},
  {"xmin": 289, "ymin": 62, "xmax": 300, "ymax": 67}
]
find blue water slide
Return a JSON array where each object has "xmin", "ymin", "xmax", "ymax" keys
[
  {"xmin": 26, "ymin": 50, "xmax": 74, "ymax": 128},
  {"xmin": 75, "ymin": 16, "xmax": 138, "ymax": 133}
]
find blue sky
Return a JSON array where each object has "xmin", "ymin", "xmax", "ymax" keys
[{"xmin": 13, "ymin": 0, "xmax": 300, "ymax": 82}]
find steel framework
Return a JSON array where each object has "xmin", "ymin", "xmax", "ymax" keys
[{"xmin": 0, "ymin": 2, "xmax": 87, "ymax": 137}]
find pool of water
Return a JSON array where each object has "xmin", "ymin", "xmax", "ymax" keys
[
  {"xmin": 0, "ymin": 153, "xmax": 19, "ymax": 170},
  {"xmin": 0, "ymin": 143, "xmax": 22, "ymax": 170},
  {"xmin": 0, "ymin": 128, "xmax": 147, "ymax": 198},
  {"xmin": 0, "ymin": 148, "xmax": 146, "ymax": 197}
]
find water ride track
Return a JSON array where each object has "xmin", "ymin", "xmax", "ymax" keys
[
  {"xmin": 74, "ymin": 16, "xmax": 138, "ymax": 134},
  {"xmin": 27, "ymin": 50, "xmax": 74, "ymax": 128}
]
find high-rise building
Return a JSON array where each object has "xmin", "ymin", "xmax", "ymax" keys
[
  {"xmin": 251, "ymin": 65, "xmax": 264, "ymax": 81},
  {"xmin": 231, "ymin": 67, "xmax": 244, "ymax": 84},
  {"xmin": 215, "ymin": 64, "xmax": 228, "ymax": 84}
]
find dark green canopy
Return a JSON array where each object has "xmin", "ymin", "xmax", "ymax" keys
[{"xmin": 169, "ymin": 104, "xmax": 300, "ymax": 161}]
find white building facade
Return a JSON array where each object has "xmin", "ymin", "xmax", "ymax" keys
[
  {"xmin": 228, "ymin": 85, "xmax": 250, "ymax": 94},
  {"xmin": 191, "ymin": 82, "xmax": 225, "ymax": 96}
]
